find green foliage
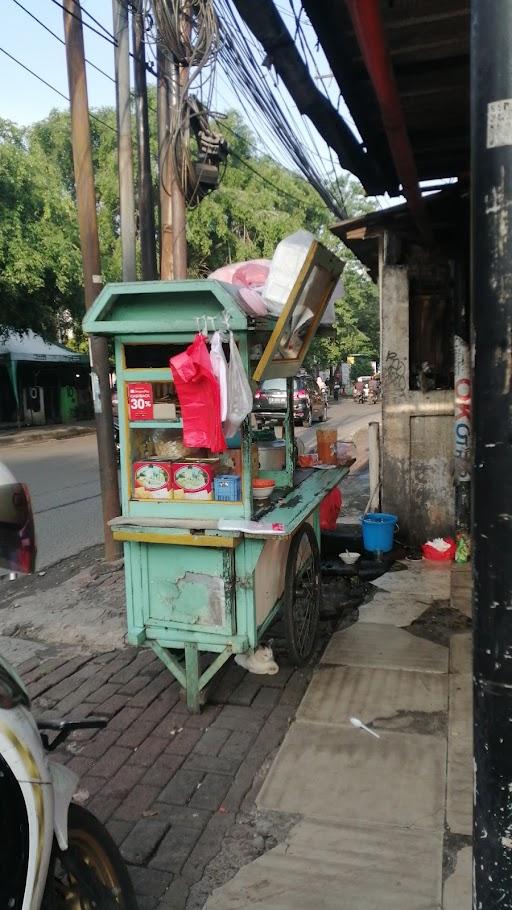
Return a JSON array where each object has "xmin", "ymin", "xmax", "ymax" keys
[
  {"xmin": 350, "ymin": 356, "xmax": 375, "ymax": 380},
  {"xmin": 0, "ymin": 103, "xmax": 379, "ymax": 367},
  {"xmin": 0, "ymin": 118, "xmax": 82, "ymax": 338}
]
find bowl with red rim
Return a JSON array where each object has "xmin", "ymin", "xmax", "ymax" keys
[{"xmin": 252, "ymin": 478, "xmax": 275, "ymax": 501}]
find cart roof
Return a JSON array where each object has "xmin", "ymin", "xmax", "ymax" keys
[{"xmin": 83, "ymin": 280, "xmax": 251, "ymax": 336}]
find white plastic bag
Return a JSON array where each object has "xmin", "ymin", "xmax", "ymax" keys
[
  {"xmin": 223, "ymin": 331, "xmax": 253, "ymax": 439},
  {"xmin": 209, "ymin": 331, "xmax": 228, "ymax": 422}
]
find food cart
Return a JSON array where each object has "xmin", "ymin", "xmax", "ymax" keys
[{"xmin": 84, "ymin": 241, "xmax": 348, "ymax": 711}]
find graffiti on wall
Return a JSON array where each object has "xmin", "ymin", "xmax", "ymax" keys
[
  {"xmin": 454, "ymin": 334, "xmax": 472, "ymax": 483},
  {"xmin": 455, "ymin": 376, "xmax": 471, "ymax": 481},
  {"xmin": 385, "ymin": 350, "xmax": 407, "ymax": 395}
]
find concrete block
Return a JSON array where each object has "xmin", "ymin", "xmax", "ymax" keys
[
  {"xmin": 358, "ymin": 591, "xmax": 430, "ymax": 626},
  {"xmin": 447, "ymin": 673, "xmax": 472, "ymax": 835},
  {"xmin": 450, "ymin": 633, "xmax": 471, "ymax": 676},
  {"xmin": 443, "ymin": 845, "xmax": 471, "ymax": 909},
  {"xmin": 321, "ymin": 622, "xmax": 449, "ymax": 674},
  {"xmin": 258, "ymin": 721, "xmax": 446, "ymax": 830},
  {"xmin": 298, "ymin": 665, "xmax": 447, "ymax": 729},
  {"xmin": 206, "ymin": 819, "xmax": 443, "ymax": 909}
]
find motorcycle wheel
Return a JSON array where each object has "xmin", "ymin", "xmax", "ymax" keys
[{"xmin": 43, "ymin": 803, "xmax": 137, "ymax": 909}]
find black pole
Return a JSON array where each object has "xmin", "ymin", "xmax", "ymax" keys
[
  {"xmin": 132, "ymin": 0, "xmax": 157, "ymax": 280},
  {"xmin": 472, "ymin": 1, "xmax": 512, "ymax": 905}
]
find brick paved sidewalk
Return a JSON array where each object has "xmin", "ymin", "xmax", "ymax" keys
[{"xmin": 21, "ymin": 643, "xmax": 313, "ymax": 909}]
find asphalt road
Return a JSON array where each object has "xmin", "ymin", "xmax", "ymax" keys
[{"xmin": 0, "ymin": 399, "xmax": 380, "ymax": 570}]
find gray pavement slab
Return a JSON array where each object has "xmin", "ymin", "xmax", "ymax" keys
[
  {"xmin": 447, "ymin": 671, "xmax": 472, "ymax": 835},
  {"xmin": 206, "ymin": 819, "xmax": 443, "ymax": 909},
  {"xmin": 373, "ymin": 561, "xmax": 451, "ymax": 600},
  {"xmin": 358, "ymin": 590, "xmax": 431, "ymax": 626},
  {"xmin": 443, "ymin": 845, "xmax": 471, "ymax": 909},
  {"xmin": 298, "ymin": 665, "xmax": 447, "ymax": 728},
  {"xmin": 257, "ymin": 721, "xmax": 446, "ymax": 830},
  {"xmin": 321, "ymin": 622, "xmax": 449, "ymax": 674},
  {"xmin": 451, "ymin": 564, "xmax": 472, "ymax": 618},
  {"xmin": 449, "ymin": 633, "xmax": 471, "ymax": 676}
]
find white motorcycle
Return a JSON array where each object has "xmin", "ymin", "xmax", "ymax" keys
[
  {"xmin": 0, "ymin": 655, "xmax": 137, "ymax": 908},
  {"xmin": 0, "ymin": 462, "xmax": 136, "ymax": 906}
]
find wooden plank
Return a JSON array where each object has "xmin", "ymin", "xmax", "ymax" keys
[{"xmin": 113, "ymin": 530, "xmax": 241, "ymax": 548}]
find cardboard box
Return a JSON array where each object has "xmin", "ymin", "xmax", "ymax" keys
[
  {"xmin": 172, "ymin": 462, "xmax": 217, "ymax": 500},
  {"xmin": 133, "ymin": 460, "xmax": 173, "ymax": 499},
  {"xmin": 153, "ymin": 402, "xmax": 177, "ymax": 420}
]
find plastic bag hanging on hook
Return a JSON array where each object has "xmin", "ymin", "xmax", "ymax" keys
[
  {"xmin": 223, "ymin": 332, "xmax": 253, "ymax": 439},
  {"xmin": 170, "ymin": 334, "xmax": 226, "ymax": 452},
  {"xmin": 209, "ymin": 331, "xmax": 228, "ymax": 422}
]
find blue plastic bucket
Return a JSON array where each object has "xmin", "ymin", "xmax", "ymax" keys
[{"xmin": 361, "ymin": 512, "xmax": 397, "ymax": 553}]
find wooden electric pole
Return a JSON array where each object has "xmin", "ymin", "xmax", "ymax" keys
[
  {"xmin": 472, "ymin": 0, "xmax": 512, "ymax": 905},
  {"xmin": 63, "ymin": 0, "xmax": 121, "ymax": 561},
  {"xmin": 132, "ymin": 0, "xmax": 157, "ymax": 280},
  {"xmin": 112, "ymin": 0, "xmax": 136, "ymax": 281}
]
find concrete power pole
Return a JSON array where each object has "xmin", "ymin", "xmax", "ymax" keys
[
  {"xmin": 158, "ymin": 50, "xmax": 173, "ymax": 280},
  {"xmin": 170, "ymin": 55, "xmax": 187, "ymax": 280},
  {"xmin": 112, "ymin": 0, "xmax": 136, "ymax": 281},
  {"xmin": 472, "ymin": 0, "xmax": 512, "ymax": 905},
  {"xmin": 132, "ymin": 0, "xmax": 157, "ymax": 280},
  {"xmin": 63, "ymin": 0, "xmax": 121, "ymax": 561}
]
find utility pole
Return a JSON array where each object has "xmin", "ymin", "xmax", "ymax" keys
[
  {"xmin": 170, "ymin": 1, "xmax": 189, "ymax": 279},
  {"xmin": 170, "ymin": 57, "xmax": 188, "ymax": 279},
  {"xmin": 472, "ymin": 1, "xmax": 512, "ymax": 906},
  {"xmin": 112, "ymin": 0, "xmax": 136, "ymax": 281},
  {"xmin": 158, "ymin": 49, "xmax": 173, "ymax": 279},
  {"xmin": 132, "ymin": 0, "xmax": 157, "ymax": 280},
  {"xmin": 63, "ymin": 0, "xmax": 121, "ymax": 561}
]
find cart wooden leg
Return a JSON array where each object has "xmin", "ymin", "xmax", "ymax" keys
[{"xmin": 185, "ymin": 642, "xmax": 201, "ymax": 714}]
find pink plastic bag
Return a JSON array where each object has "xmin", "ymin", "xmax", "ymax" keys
[{"xmin": 170, "ymin": 334, "xmax": 226, "ymax": 453}]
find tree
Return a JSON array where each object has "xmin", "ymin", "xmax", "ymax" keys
[
  {"xmin": 1, "ymin": 102, "xmax": 379, "ymax": 360},
  {"xmin": 0, "ymin": 118, "xmax": 82, "ymax": 338}
]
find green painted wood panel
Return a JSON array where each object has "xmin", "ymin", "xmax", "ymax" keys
[{"xmin": 143, "ymin": 543, "xmax": 235, "ymax": 635}]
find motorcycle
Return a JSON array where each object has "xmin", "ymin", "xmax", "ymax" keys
[{"xmin": 0, "ymin": 657, "xmax": 137, "ymax": 909}]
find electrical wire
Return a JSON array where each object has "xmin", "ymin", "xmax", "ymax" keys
[
  {"xmin": 10, "ymin": 0, "xmax": 116, "ymax": 83},
  {"xmin": 70, "ymin": 0, "xmax": 116, "ymax": 41},
  {"xmin": 226, "ymin": 146, "xmax": 327, "ymax": 212},
  {"xmin": 48, "ymin": 0, "xmax": 118, "ymax": 46},
  {"xmin": 0, "ymin": 45, "xmax": 118, "ymax": 133},
  {"xmin": 144, "ymin": 0, "xmax": 220, "ymax": 197},
  {"xmin": 215, "ymin": 0, "xmax": 345, "ymax": 217}
]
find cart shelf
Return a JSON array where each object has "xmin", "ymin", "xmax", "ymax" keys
[{"xmin": 129, "ymin": 420, "xmax": 183, "ymax": 429}]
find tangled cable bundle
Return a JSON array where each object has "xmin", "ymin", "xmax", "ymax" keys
[{"xmin": 150, "ymin": 0, "xmax": 219, "ymax": 69}]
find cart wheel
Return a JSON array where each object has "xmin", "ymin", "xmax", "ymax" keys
[{"xmin": 284, "ymin": 523, "xmax": 321, "ymax": 666}]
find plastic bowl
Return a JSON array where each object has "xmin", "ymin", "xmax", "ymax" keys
[
  {"xmin": 339, "ymin": 551, "xmax": 360, "ymax": 565},
  {"xmin": 252, "ymin": 478, "xmax": 275, "ymax": 501}
]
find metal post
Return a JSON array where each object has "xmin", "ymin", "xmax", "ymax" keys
[
  {"xmin": 112, "ymin": 0, "xmax": 136, "ymax": 281},
  {"xmin": 368, "ymin": 421, "xmax": 381, "ymax": 513},
  {"xmin": 63, "ymin": 0, "xmax": 121, "ymax": 561},
  {"xmin": 158, "ymin": 49, "xmax": 173, "ymax": 280},
  {"xmin": 453, "ymin": 260, "xmax": 471, "ymax": 534},
  {"xmin": 472, "ymin": 1, "xmax": 512, "ymax": 905},
  {"xmin": 132, "ymin": 0, "xmax": 157, "ymax": 280}
]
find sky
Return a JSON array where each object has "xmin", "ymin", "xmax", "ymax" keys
[{"xmin": 0, "ymin": 0, "xmax": 399, "ymax": 209}]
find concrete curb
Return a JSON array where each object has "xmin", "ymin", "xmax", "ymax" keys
[{"xmin": 0, "ymin": 426, "xmax": 96, "ymax": 448}]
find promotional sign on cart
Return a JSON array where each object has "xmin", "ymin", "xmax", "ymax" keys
[{"xmin": 127, "ymin": 382, "xmax": 154, "ymax": 420}]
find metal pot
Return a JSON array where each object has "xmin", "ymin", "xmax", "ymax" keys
[{"xmin": 257, "ymin": 440, "xmax": 286, "ymax": 470}]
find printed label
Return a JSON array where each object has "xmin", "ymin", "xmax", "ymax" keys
[{"xmin": 127, "ymin": 382, "xmax": 154, "ymax": 420}]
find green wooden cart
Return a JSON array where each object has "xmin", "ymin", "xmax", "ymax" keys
[{"xmin": 84, "ymin": 241, "xmax": 346, "ymax": 711}]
